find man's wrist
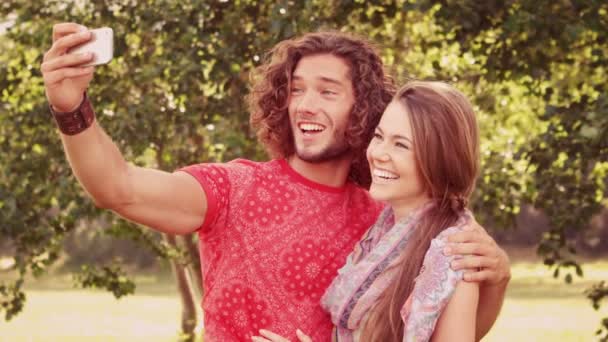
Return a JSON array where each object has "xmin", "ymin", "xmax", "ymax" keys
[{"xmin": 50, "ymin": 93, "xmax": 96, "ymax": 135}]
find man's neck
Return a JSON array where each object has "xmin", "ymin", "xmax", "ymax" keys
[{"xmin": 287, "ymin": 154, "xmax": 352, "ymax": 188}]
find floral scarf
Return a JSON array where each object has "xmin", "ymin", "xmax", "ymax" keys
[{"xmin": 321, "ymin": 205, "xmax": 467, "ymax": 342}]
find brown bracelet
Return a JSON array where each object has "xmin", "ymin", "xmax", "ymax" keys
[{"xmin": 49, "ymin": 93, "xmax": 96, "ymax": 135}]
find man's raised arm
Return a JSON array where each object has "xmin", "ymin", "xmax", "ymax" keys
[{"xmin": 42, "ymin": 23, "xmax": 206, "ymax": 235}]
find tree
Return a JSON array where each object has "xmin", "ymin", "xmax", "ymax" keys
[
  {"xmin": 442, "ymin": 1, "xmax": 606, "ymax": 338},
  {"xmin": 404, "ymin": 0, "xmax": 608, "ymax": 338},
  {"xmin": 0, "ymin": 0, "xmax": 371, "ymax": 338}
]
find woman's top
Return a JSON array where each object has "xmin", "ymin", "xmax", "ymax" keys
[{"xmin": 321, "ymin": 205, "xmax": 468, "ymax": 342}]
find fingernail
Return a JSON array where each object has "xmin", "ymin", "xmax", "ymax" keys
[
  {"xmin": 451, "ymin": 261, "xmax": 460, "ymax": 269},
  {"xmin": 463, "ymin": 225, "xmax": 474, "ymax": 231},
  {"xmin": 78, "ymin": 25, "xmax": 88, "ymax": 32},
  {"xmin": 443, "ymin": 246, "xmax": 452, "ymax": 255}
]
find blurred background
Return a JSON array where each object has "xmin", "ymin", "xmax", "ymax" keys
[{"xmin": 1, "ymin": 0, "xmax": 607, "ymax": 341}]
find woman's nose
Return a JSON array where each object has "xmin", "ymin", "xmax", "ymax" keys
[{"xmin": 370, "ymin": 143, "xmax": 390, "ymax": 162}]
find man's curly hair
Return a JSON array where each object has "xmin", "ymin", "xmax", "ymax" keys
[{"xmin": 247, "ymin": 31, "xmax": 395, "ymax": 188}]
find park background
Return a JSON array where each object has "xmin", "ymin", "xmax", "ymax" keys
[{"xmin": 1, "ymin": 0, "xmax": 607, "ymax": 341}]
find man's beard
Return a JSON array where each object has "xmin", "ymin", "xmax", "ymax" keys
[{"xmin": 294, "ymin": 132, "xmax": 351, "ymax": 163}]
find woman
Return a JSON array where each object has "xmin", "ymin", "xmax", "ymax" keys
[{"xmin": 254, "ymin": 81, "xmax": 481, "ymax": 342}]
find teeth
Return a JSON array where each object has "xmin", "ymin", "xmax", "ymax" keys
[
  {"xmin": 299, "ymin": 123, "xmax": 325, "ymax": 132},
  {"xmin": 373, "ymin": 169, "xmax": 399, "ymax": 179}
]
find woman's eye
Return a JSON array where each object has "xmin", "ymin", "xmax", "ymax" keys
[
  {"xmin": 322, "ymin": 90, "xmax": 337, "ymax": 96},
  {"xmin": 373, "ymin": 133, "xmax": 382, "ymax": 140},
  {"xmin": 396, "ymin": 142, "xmax": 409, "ymax": 149},
  {"xmin": 291, "ymin": 88, "xmax": 303, "ymax": 94}
]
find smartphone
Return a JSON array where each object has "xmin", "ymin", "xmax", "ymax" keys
[{"xmin": 68, "ymin": 27, "xmax": 114, "ymax": 66}]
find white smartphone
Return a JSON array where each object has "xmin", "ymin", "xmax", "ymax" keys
[{"xmin": 68, "ymin": 27, "xmax": 114, "ymax": 66}]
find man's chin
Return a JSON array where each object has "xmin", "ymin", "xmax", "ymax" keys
[
  {"xmin": 295, "ymin": 146, "xmax": 350, "ymax": 163},
  {"xmin": 295, "ymin": 150, "xmax": 327, "ymax": 163}
]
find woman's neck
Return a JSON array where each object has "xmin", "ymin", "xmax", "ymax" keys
[{"xmin": 390, "ymin": 195, "xmax": 432, "ymax": 221}]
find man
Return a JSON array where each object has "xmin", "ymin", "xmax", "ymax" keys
[{"xmin": 41, "ymin": 23, "xmax": 510, "ymax": 341}]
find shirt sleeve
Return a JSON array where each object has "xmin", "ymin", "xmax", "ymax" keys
[
  {"xmin": 177, "ymin": 159, "xmax": 251, "ymax": 233},
  {"xmin": 401, "ymin": 226, "xmax": 464, "ymax": 342}
]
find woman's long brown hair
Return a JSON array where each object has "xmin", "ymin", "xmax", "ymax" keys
[{"xmin": 360, "ymin": 81, "xmax": 480, "ymax": 341}]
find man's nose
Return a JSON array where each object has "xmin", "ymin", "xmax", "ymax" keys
[{"xmin": 294, "ymin": 90, "xmax": 319, "ymax": 115}]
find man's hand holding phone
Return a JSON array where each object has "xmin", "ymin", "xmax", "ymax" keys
[{"xmin": 41, "ymin": 23, "xmax": 113, "ymax": 113}]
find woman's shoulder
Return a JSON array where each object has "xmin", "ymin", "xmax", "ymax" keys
[
  {"xmin": 420, "ymin": 232, "xmax": 460, "ymax": 275},
  {"xmin": 430, "ymin": 213, "xmax": 471, "ymax": 247},
  {"xmin": 435, "ymin": 225, "xmax": 463, "ymax": 242},
  {"xmin": 420, "ymin": 217, "xmax": 470, "ymax": 278}
]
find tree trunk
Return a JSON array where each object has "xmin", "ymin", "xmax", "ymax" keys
[
  {"xmin": 164, "ymin": 234, "xmax": 197, "ymax": 342},
  {"xmin": 185, "ymin": 234, "xmax": 204, "ymax": 297}
]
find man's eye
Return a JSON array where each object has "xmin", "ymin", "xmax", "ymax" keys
[{"xmin": 322, "ymin": 90, "xmax": 337, "ymax": 96}]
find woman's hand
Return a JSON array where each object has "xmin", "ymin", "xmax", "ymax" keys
[
  {"xmin": 252, "ymin": 329, "xmax": 312, "ymax": 342},
  {"xmin": 444, "ymin": 218, "xmax": 511, "ymax": 285}
]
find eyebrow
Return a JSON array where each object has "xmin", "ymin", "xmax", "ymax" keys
[
  {"xmin": 292, "ymin": 75, "xmax": 345, "ymax": 88},
  {"xmin": 376, "ymin": 126, "xmax": 413, "ymax": 144}
]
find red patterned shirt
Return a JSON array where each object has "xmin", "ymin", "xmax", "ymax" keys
[{"xmin": 180, "ymin": 159, "xmax": 383, "ymax": 341}]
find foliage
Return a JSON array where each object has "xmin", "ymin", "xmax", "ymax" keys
[
  {"xmin": 0, "ymin": 0, "xmax": 369, "ymax": 329},
  {"xmin": 414, "ymin": 1, "xmax": 608, "ymax": 335},
  {"xmin": 587, "ymin": 281, "xmax": 608, "ymax": 341},
  {"xmin": 1, "ymin": 0, "xmax": 607, "ymax": 337},
  {"xmin": 0, "ymin": 278, "xmax": 24, "ymax": 321},
  {"xmin": 74, "ymin": 262, "xmax": 136, "ymax": 299}
]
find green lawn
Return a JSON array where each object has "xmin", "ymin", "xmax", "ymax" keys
[{"xmin": 2, "ymin": 262, "xmax": 607, "ymax": 341}]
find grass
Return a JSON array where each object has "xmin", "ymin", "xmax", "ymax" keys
[
  {"xmin": 483, "ymin": 260, "xmax": 608, "ymax": 342},
  {"xmin": 1, "ymin": 261, "xmax": 608, "ymax": 341},
  {"xmin": 0, "ymin": 273, "xmax": 203, "ymax": 342}
]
